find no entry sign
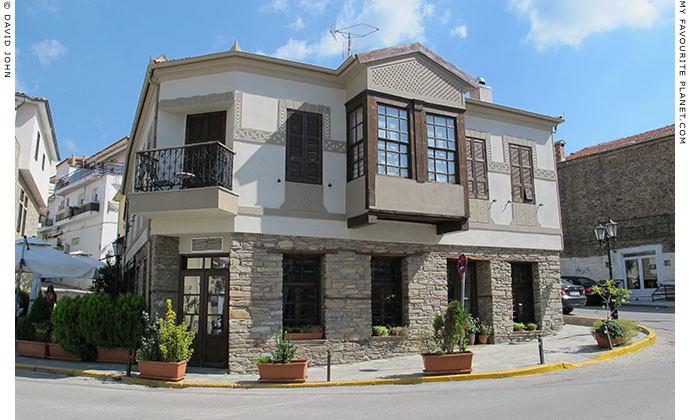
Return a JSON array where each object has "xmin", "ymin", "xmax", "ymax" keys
[{"xmin": 457, "ymin": 254, "xmax": 467, "ymax": 275}]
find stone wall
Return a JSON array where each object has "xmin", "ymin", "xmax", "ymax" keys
[
  {"xmin": 149, "ymin": 235, "xmax": 180, "ymax": 317},
  {"xmin": 220, "ymin": 232, "xmax": 562, "ymax": 372},
  {"xmin": 558, "ymin": 136, "xmax": 674, "ymax": 258}
]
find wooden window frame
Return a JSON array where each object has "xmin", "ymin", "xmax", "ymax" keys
[
  {"xmin": 376, "ymin": 103, "xmax": 411, "ymax": 178},
  {"xmin": 17, "ymin": 189, "xmax": 28, "ymax": 235},
  {"xmin": 426, "ymin": 113, "xmax": 458, "ymax": 184},
  {"xmin": 285, "ymin": 110, "xmax": 323, "ymax": 185},
  {"xmin": 347, "ymin": 106, "xmax": 365, "ymax": 181},
  {"xmin": 509, "ymin": 144, "xmax": 535, "ymax": 204},
  {"xmin": 185, "ymin": 111, "xmax": 227, "ymax": 145},
  {"xmin": 371, "ymin": 257, "xmax": 403, "ymax": 327},
  {"xmin": 282, "ymin": 255, "xmax": 322, "ymax": 329},
  {"xmin": 466, "ymin": 137, "xmax": 489, "ymax": 199}
]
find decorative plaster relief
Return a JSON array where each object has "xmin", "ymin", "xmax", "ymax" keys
[
  {"xmin": 468, "ymin": 199, "xmax": 490, "ymax": 224},
  {"xmin": 466, "ymin": 129, "xmax": 509, "ymax": 173},
  {"xmin": 513, "ymin": 202, "xmax": 538, "ymax": 227},
  {"xmin": 158, "ymin": 91, "xmax": 236, "ymax": 110},
  {"xmin": 534, "ymin": 168, "xmax": 557, "ymax": 180}
]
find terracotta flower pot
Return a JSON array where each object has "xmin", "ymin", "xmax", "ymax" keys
[
  {"xmin": 466, "ymin": 333, "xmax": 476, "ymax": 346},
  {"xmin": 97, "ymin": 347, "xmax": 131, "ymax": 364},
  {"xmin": 47, "ymin": 343, "xmax": 80, "ymax": 361},
  {"xmin": 137, "ymin": 360, "xmax": 188, "ymax": 382},
  {"xmin": 476, "ymin": 335, "xmax": 489, "ymax": 344},
  {"xmin": 286, "ymin": 333, "xmax": 323, "ymax": 340},
  {"xmin": 16, "ymin": 340, "xmax": 48, "ymax": 359},
  {"xmin": 421, "ymin": 351, "xmax": 474, "ymax": 375},
  {"xmin": 593, "ymin": 332, "xmax": 625, "ymax": 348},
  {"xmin": 257, "ymin": 359, "xmax": 309, "ymax": 383}
]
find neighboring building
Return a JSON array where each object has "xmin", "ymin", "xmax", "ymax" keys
[
  {"xmin": 557, "ymin": 125, "xmax": 675, "ymax": 298},
  {"xmin": 15, "ymin": 93, "xmax": 60, "ymax": 239},
  {"xmin": 121, "ymin": 42, "xmax": 565, "ymax": 372},
  {"xmin": 40, "ymin": 137, "xmax": 128, "ymax": 265}
]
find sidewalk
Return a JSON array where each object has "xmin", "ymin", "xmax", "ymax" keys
[
  {"xmin": 15, "ymin": 318, "xmax": 656, "ymax": 388},
  {"xmin": 622, "ymin": 296, "xmax": 675, "ymax": 309}
]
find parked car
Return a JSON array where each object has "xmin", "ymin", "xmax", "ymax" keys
[
  {"xmin": 561, "ymin": 276, "xmax": 603, "ymax": 306},
  {"xmin": 560, "ymin": 278, "xmax": 587, "ymax": 314}
]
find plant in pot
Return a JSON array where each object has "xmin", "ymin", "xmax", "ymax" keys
[
  {"xmin": 526, "ymin": 322, "xmax": 538, "ymax": 331},
  {"xmin": 466, "ymin": 317, "xmax": 479, "ymax": 346},
  {"xmin": 513, "ymin": 322, "xmax": 526, "ymax": 332},
  {"xmin": 51, "ymin": 295, "xmax": 95, "ymax": 361},
  {"xmin": 417, "ymin": 300, "xmax": 473, "ymax": 375},
  {"xmin": 372, "ymin": 325, "xmax": 389, "ymax": 337},
  {"xmin": 15, "ymin": 294, "xmax": 53, "ymax": 358},
  {"xmin": 476, "ymin": 323, "xmax": 492, "ymax": 344},
  {"xmin": 78, "ymin": 292, "xmax": 126, "ymax": 363},
  {"xmin": 256, "ymin": 330, "xmax": 309, "ymax": 383},
  {"xmin": 590, "ymin": 280, "xmax": 632, "ymax": 348},
  {"xmin": 389, "ymin": 326, "xmax": 408, "ymax": 337},
  {"xmin": 285, "ymin": 324, "xmax": 323, "ymax": 340},
  {"xmin": 136, "ymin": 300, "xmax": 195, "ymax": 381}
]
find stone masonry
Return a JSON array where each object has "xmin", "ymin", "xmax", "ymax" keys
[{"xmin": 149, "ymin": 235, "xmax": 180, "ymax": 317}]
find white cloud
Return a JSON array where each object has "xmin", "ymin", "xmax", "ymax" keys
[
  {"xmin": 292, "ymin": 16, "xmax": 305, "ymax": 30},
  {"xmin": 27, "ymin": 0, "xmax": 61, "ymax": 15},
  {"xmin": 509, "ymin": 0, "xmax": 673, "ymax": 51},
  {"xmin": 31, "ymin": 39, "xmax": 67, "ymax": 65},
  {"xmin": 440, "ymin": 9, "xmax": 451, "ymax": 25},
  {"xmin": 62, "ymin": 138, "xmax": 77, "ymax": 152},
  {"xmin": 15, "ymin": 73, "xmax": 40, "ymax": 94},
  {"xmin": 261, "ymin": 0, "xmax": 288, "ymax": 13},
  {"xmin": 272, "ymin": 0, "xmax": 435, "ymax": 62},
  {"xmin": 450, "ymin": 25, "xmax": 467, "ymax": 39}
]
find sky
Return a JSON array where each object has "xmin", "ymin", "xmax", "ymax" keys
[{"xmin": 14, "ymin": 0, "xmax": 674, "ymax": 159}]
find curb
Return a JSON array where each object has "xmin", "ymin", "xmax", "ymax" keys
[{"xmin": 16, "ymin": 318, "xmax": 656, "ymax": 389}]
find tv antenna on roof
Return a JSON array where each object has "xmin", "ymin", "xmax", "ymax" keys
[{"xmin": 330, "ymin": 23, "xmax": 378, "ymax": 59}]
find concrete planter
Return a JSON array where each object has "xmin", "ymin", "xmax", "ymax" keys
[
  {"xmin": 137, "ymin": 360, "xmax": 188, "ymax": 382},
  {"xmin": 257, "ymin": 359, "xmax": 309, "ymax": 383},
  {"xmin": 16, "ymin": 340, "xmax": 48, "ymax": 359},
  {"xmin": 421, "ymin": 351, "xmax": 474, "ymax": 375},
  {"xmin": 47, "ymin": 343, "xmax": 80, "ymax": 361}
]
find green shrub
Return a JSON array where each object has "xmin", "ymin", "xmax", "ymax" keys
[
  {"xmin": 467, "ymin": 317, "xmax": 479, "ymax": 335},
  {"xmin": 78, "ymin": 292, "xmax": 118, "ymax": 348},
  {"xmin": 592, "ymin": 319, "xmax": 624, "ymax": 339},
  {"xmin": 526, "ymin": 323, "xmax": 538, "ymax": 330},
  {"xmin": 434, "ymin": 300, "xmax": 470, "ymax": 353},
  {"xmin": 478, "ymin": 323, "xmax": 493, "ymax": 337},
  {"xmin": 157, "ymin": 300, "xmax": 195, "ymax": 362},
  {"xmin": 29, "ymin": 294, "xmax": 53, "ymax": 324},
  {"xmin": 17, "ymin": 289, "xmax": 29, "ymax": 317},
  {"xmin": 135, "ymin": 311, "xmax": 161, "ymax": 361},
  {"xmin": 52, "ymin": 295, "xmax": 96, "ymax": 361},
  {"xmin": 592, "ymin": 280, "xmax": 631, "ymax": 320},
  {"xmin": 16, "ymin": 316, "xmax": 37, "ymax": 341},
  {"xmin": 15, "ymin": 294, "xmax": 53, "ymax": 342},
  {"xmin": 268, "ymin": 331, "xmax": 296, "ymax": 363},
  {"xmin": 256, "ymin": 355, "xmax": 272, "ymax": 364},
  {"xmin": 372, "ymin": 325, "xmax": 389, "ymax": 336},
  {"xmin": 513, "ymin": 322, "xmax": 526, "ymax": 330},
  {"xmin": 114, "ymin": 293, "xmax": 146, "ymax": 349},
  {"xmin": 617, "ymin": 319, "xmax": 640, "ymax": 344},
  {"xmin": 90, "ymin": 261, "xmax": 125, "ymax": 296},
  {"xmin": 389, "ymin": 326, "xmax": 408, "ymax": 337}
]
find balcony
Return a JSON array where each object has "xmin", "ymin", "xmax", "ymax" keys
[
  {"xmin": 55, "ymin": 202, "xmax": 100, "ymax": 222},
  {"xmin": 55, "ymin": 163, "xmax": 124, "ymax": 191},
  {"xmin": 128, "ymin": 141, "xmax": 238, "ymax": 219}
]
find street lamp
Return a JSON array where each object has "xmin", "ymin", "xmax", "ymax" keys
[
  {"xmin": 594, "ymin": 219, "xmax": 618, "ymax": 319},
  {"xmin": 111, "ymin": 236, "xmax": 132, "ymax": 376}
]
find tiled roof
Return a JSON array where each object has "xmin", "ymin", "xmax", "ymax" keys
[{"xmin": 566, "ymin": 125, "xmax": 674, "ymax": 160}]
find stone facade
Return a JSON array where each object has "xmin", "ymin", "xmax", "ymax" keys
[{"xmin": 149, "ymin": 235, "xmax": 180, "ymax": 316}]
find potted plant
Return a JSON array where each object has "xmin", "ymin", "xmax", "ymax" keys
[
  {"xmin": 285, "ymin": 324, "xmax": 323, "ymax": 340},
  {"xmin": 513, "ymin": 322, "xmax": 526, "ymax": 332},
  {"xmin": 476, "ymin": 323, "xmax": 492, "ymax": 344},
  {"xmin": 15, "ymin": 294, "xmax": 52, "ymax": 358},
  {"xmin": 136, "ymin": 300, "xmax": 195, "ymax": 382},
  {"xmin": 389, "ymin": 326, "xmax": 408, "ymax": 337},
  {"xmin": 526, "ymin": 322, "xmax": 538, "ymax": 331},
  {"xmin": 256, "ymin": 330, "xmax": 309, "ymax": 383},
  {"xmin": 51, "ymin": 295, "xmax": 94, "ymax": 361},
  {"xmin": 372, "ymin": 325, "xmax": 389, "ymax": 336},
  {"xmin": 590, "ymin": 280, "xmax": 632, "ymax": 348},
  {"xmin": 466, "ymin": 317, "xmax": 479, "ymax": 346},
  {"xmin": 417, "ymin": 300, "xmax": 473, "ymax": 375}
]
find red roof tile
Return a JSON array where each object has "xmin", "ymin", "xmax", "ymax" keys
[{"xmin": 566, "ymin": 125, "xmax": 674, "ymax": 160}]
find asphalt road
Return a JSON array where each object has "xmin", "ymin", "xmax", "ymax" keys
[{"xmin": 15, "ymin": 306, "xmax": 676, "ymax": 420}]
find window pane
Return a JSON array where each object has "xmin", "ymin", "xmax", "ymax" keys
[
  {"xmin": 435, "ymin": 150, "xmax": 446, "ymax": 159},
  {"xmin": 427, "ymin": 125, "xmax": 434, "ymax": 137},
  {"xmin": 356, "ymin": 107, "xmax": 363, "ymax": 123},
  {"xmin": 378, "ymin": 165, "xmax": 386, "ymax": 174},
  {"xmin": 387, "ymin": 142, "xmax": 399, "ymax": 152},
  {"xmin": 387, "ymin": 117, "xmax": 398, "ymax": 131},
  {"xmin": 378, "ymin": 129, "xmax": 386, "ymax": 138},
  {"xmin": 401, "ymin": 133, "xmax": 408, "ymax": 142},
  {"xmin": 207, "ymin": 295, "xmax": 225, "ymax": 315},
  {"xmin": 435, "ymin": 126, "xmax": 447, "ymax": 139},
  {"xmin": 184, "ymin": 295, "xmax": 200, "ymax": 314},
  {"xmin": 428, "ymin": 158, "xmax": 435, "ymax": 171},
  {"xmin": 426, "ymin": 115, "xmax": 433, "ymax": 124},
  {"xmin": 186, "ymin": 258, "xmax": 203, "ymax": 269},
  {"xmin": 429, "ymin": 172, "xmax": 436, "ymax": 181},
  {"xmin": 437, "ymin": 160, "xmax": 447, "ymax": 173},
  {"xmin": 378, "ymin": 115, "xmax": 386, "ymax": 128},
  {"xmin": 211, "ymin": 257, "xmax": 230, "ymax": 269},
  {"xmin": 436, "ymin": 140, "xmax": 448, "ymax": 149},
  {"xmin": 401, "ymin": 169, "xmax": 409, "ymax": 177},
  {"xmin": 208, "ymin": 276, "xmax": 226, "ymax": 294},
  {"xmin": 437, "ymin": 174, "xmax": 448, "ymax": 183},
  {"xmin": 378, "ymin": 104, "xmax": 385, "ymax": 114},
  {"xmin": 356, "ymin": 125, "xmax": 363, "ymax": 140},
  {"xmin": 401, "ymin": 154, "xmax": 408, "ymax": 167},
  {"xmin": 183, "ymin": 276, "xmax": 201, "ymax": 294},
  {"xmin": 184, "ymin": 315, "xmax": 199, "ymax": 333},
  {"xmin": 387, "ymin": 152, "xmax": 399, "ymax": 166},
  {"xmin": 387, "ymin": 131, "xmax": 400, "ymax": 141},
  {"xmin": 378, "ymin": 151, "xmax": 386, "ymax": 164},
  {"xmin": 400, "ymin": 145, "xmax": 407, "ymax": 153},
  {"xmin": 399, "ymin": 110, "xmax": 407, "ymax": 120},
  {"xmin": 448, "ymin": 128, "xmax": 455, "ymax": 140},
  {"xmin": 386, "ymin": 107, "xmax": 398, "ymax": 117},
  {"xmin": 387, "ymin": 167, "xmax": 400, "ymax": 176},
  {"xmin": 207, "ymin": 315, "xmax": 223, "ymax": 335}
]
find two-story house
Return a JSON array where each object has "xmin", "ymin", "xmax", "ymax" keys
[
  {"xmin": 556, "ymin": 125, "xmax": 675, "ymax": 299},
  {"xmin": 121, "ymin": 42, "xmax": 565, "ymax": 372},
  {"xmin": 41, "ymin": 137, "xmax": 127, "ymax": 274},
  {"xmin": 15, "ymin": 92, "xmax": 60, "ymax": 239}
]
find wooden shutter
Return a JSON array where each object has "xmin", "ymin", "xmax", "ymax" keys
[
  {"xmin": 473, "ymin": 140, "xmax": 488, "ymax": 200},
  {"xmin": 509, "ymin": 144, "xmax": 534, "ymax": 203},
  {"xmin": 466, "ymin": 140, "xmax": 475, "ymax": 197},
  {"xmin": 185, "ymin": 111, "xmax": 227, "ymax": 145},
  {"xmin": 286, "ymin": 110, "xmax": 322, "ymax": 184}
]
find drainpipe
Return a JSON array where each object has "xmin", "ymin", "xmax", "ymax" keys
[{"xmin": 147, "ymin": 72, "xmax": 161, "ymax": 149}]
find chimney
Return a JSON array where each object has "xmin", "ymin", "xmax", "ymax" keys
[
  {"xmin": 469, "ymin": 77, "xmax": 493, "ymax": 103},
  {"xmin": 554, "ymin": 140, "xmax": 566, "ymax": 162},
  {"xmin": 71, "ymin": 154, "xmax": 76, "ymax": 166}
]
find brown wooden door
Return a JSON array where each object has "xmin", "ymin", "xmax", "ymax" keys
[
  {"xmin": 180, "ymin": 257, "xmax": 228, "ymax": 368},
  {"xmin": 511, "ymin": 262, "xmax": 535, "ymax": 324}
]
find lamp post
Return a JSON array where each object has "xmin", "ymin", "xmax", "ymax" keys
[
  {"xmin": 111, "ymin": 236, "xmax": 132, "ymax": 376},
  {"xmin": 594, "ymin": 219, "xmax": 618, "ymax": 319}
]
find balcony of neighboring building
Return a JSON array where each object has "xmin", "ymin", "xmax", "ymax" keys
[
  {"xmin": 54, "ymin": 201, "xmax": 101, "ymax": 225},
  {"xmin": 54, "ymin": 162, "xmax": 124, "ymax": 194},
  {"xmin": 128, "ymin": 141, "xmax": 238, "ymax": 219}
]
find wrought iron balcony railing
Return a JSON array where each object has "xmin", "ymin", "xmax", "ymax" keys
[
  {"xmin": 55, "ymin": 201, "xmax": 100, "ymax": 222},
  {"xmin": 55, "ymin": 163, "xmax": 124, "ymax": 190},
  {"xmin": 134, "ymin": 141, "xmax": 235, "ymax": 193}
]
